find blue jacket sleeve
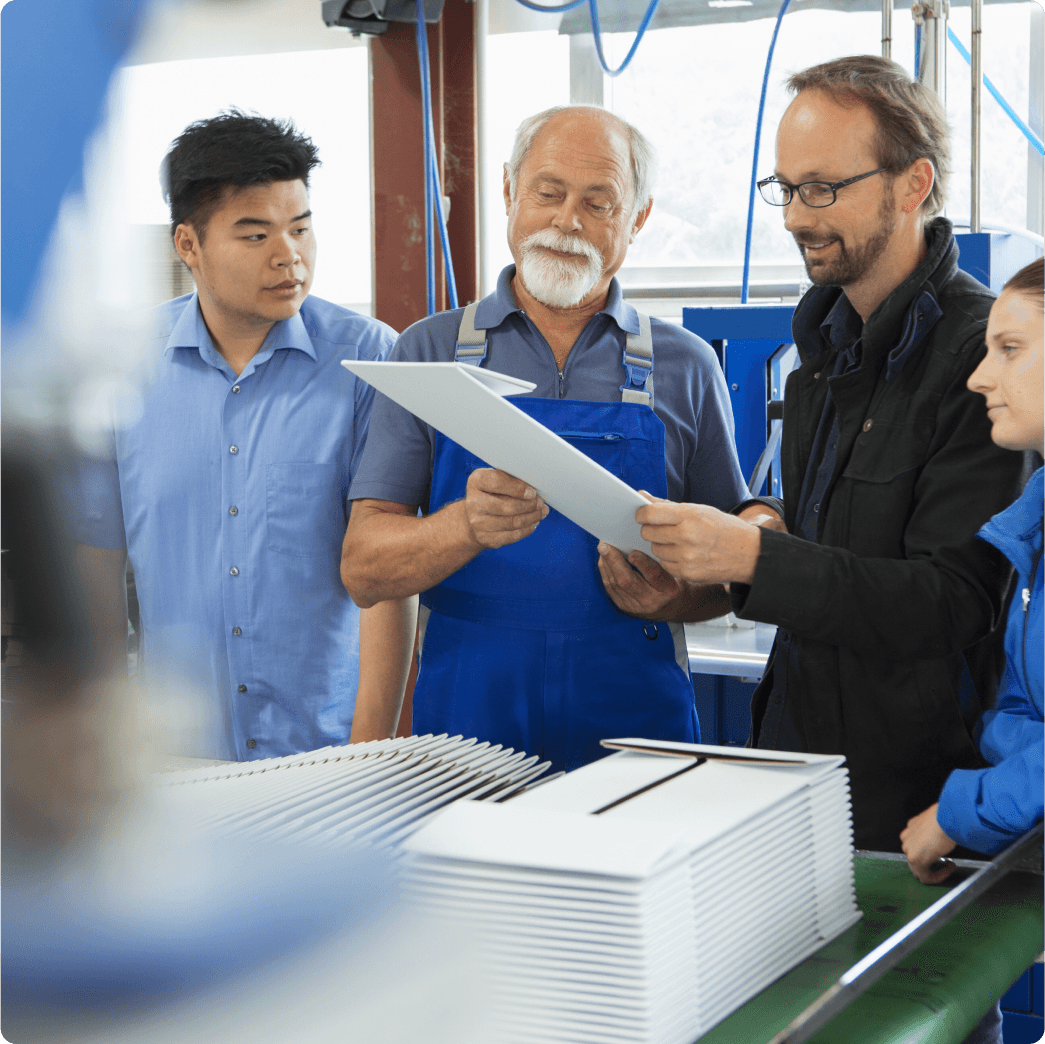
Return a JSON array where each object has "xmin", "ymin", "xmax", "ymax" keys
[{"xmin": 937, "ymin": 662, "xmax": 1044, "ymax": 854}]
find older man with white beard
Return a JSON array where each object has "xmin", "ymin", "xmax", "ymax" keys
[{"xmin": 342, "ymin": 106, "xmax": 748, "ymax": 771}]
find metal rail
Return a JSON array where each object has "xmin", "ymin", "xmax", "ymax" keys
[
  {"xmin": 971, "ymin": 0, "xmax": 982, "ymax": 233},
  {"xmin": 766, "ymin": 822, "xmax": 1044, "ymax": 1044}
]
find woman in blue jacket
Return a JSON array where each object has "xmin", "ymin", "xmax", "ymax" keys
[{"xmin": 902, "ymin": 255, "xmax": 1044, "ymax": 882}]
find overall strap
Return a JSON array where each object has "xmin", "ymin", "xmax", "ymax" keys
[
  {"xmin": 455, "ymin": 300, "xmax": 488, "ymax": 366},
  {"xmin": 621, "ymin": 311, "xmax": 654, "ymax": 409}
]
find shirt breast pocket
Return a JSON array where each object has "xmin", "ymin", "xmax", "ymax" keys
[{"xmin": 267, "ymin": 462, "xmax": 343, "ymax": 557}]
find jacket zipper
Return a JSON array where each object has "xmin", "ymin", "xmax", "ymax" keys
[{"xmin": 1020, "ymin": 533, "xmax": 1043, "ymax": 696}]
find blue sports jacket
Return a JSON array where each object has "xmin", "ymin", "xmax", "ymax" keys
[{"xmin": 938, "ymin": 466, "xmax": 1044, "ymax": 854}]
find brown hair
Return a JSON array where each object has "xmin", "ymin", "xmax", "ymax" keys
[
  {"xmin": 787, "ymin": 55, "xmax": 950, "ymax": 218},
  {"xmin": 1003, "ymin": 256, "xmax": 1044, "ymax": 307}
]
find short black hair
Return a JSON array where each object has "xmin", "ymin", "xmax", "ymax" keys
[{"xmin": 160, "ymin": 110, "xmax": 321, "ymax": 241}]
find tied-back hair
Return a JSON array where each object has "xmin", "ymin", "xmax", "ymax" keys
[
  {"xmin": 787, "ymin": 55, "xmax": 950, "ymax": 218},
  {"xmin": 506, "ymin": 105, "xmax": 657, "ymax": 215},
  {"xmin": 1003, "ymin": 256, "xmax": 1044, "ymax": 305},
  {"xmin": 160, "ymin": 109, "xmax": 320, "ymax": 241}
]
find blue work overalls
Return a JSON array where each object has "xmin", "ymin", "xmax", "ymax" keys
[{"xmin": 413, "ymin": 303, "xmax": 699, "ymax": 772}]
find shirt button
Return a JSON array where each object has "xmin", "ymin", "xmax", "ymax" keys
[
  {"xmin": 232, "ymin": 385, "xmax": 241, "ymax": 394},
  {"xmin": 779, "ymin": 630, "xmax": 790, "ymax": 642},
  {"xmin": 813, "ymin": 372, "xmax": 821, "ymax": 379},
  {"xmin": 813, "ymin": 503, "xmax": 819, "ymax": 513},
  {"xmin": 229, "ymin": 506, "xmax": 238, "ymax": 516},
  {"xmin": 862, "ymin": 419, "xmax": 873, "ymax": 432},
  {"xmin": 232, "ymin": 626, "xmax": 242, "ymax": 636},
  {"xmin": 229, "ymin": 566, "xmax": 239, "ymax": 576},
  {"xmin": 229, "ymin": 445, "xmax": 239, "ymax": 455},
  {"xmin": 238, "ymin": 684, "xmax": 247, "ymax": 693},
  {"xmin": 246, "ymin": 739, "xmax": 256, "ymax": 750}
]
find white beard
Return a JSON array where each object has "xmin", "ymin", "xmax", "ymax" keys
[{"xmin": 517, "ymin": 229, "xmax": 603, "ymax": 308}]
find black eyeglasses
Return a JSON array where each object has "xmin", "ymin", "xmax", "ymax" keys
[{"xmin": 757, "ymin": 168, "xmax": 888, "ymax": 208}]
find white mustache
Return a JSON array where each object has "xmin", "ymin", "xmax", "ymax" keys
[{"xmin": 520, "ymin": 229, "xmax": 602, "ymax": 264}]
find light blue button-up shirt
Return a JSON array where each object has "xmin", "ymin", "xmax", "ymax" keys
[{"xmin": 76, "ymin": 293, "xmax": 396, "ymax": 760}]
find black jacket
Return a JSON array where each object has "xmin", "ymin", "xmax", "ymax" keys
[{"xmin": 732, "ymin": 219, "xmax": 1025, "ymax": 851}]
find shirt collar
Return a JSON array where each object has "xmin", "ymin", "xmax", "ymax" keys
[
  {"xmin": 819, "ymin": 293, "xmax": 862, "ymax": 354},
  {"xmin": 474, "ymin": 265, "xmax": 639, "ymax": 336},
  {"xmin": 165, "ymin": 294, "xmax": 317, "ymax": 369}
]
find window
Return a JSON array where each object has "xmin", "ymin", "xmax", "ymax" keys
[{"xmin": 106, "ymin": 47, "xmax": 372, "ymax": 311}]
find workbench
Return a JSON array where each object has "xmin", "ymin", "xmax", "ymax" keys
[
  {"xmin": 699, "ymin": 853, "xmax": 1043, "ymax": 1044},
  {"xmin": 685, "ymin": 620, "xmax": 775, "ymax": 680}
]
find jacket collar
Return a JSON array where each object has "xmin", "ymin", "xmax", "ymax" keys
[
  {"xmin": 474, "ymin": 265, "xmax": 640, "ymax": 336},
  {"xmin": 978, "ymin": 466, "xmax": 1045, "ymax": 575},
  {"xmin": 792, "ymin": 217, "xmax": 956, "ymax": 369}
]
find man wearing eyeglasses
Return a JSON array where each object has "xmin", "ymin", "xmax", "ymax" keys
[{"xmin": 606, "ymin": 56, "xmax": 1026, "ymax": 855}]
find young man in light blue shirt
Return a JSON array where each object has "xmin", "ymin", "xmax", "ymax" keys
[{"xmin": 75, "ymin": 112, "xmax": 411, "ymax": 761}]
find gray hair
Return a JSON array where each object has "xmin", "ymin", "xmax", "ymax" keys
[{"xmin": 506, "ymin": 105, "xmax": 657, "ymax": 214}]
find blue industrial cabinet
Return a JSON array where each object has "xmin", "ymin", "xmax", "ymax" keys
[
  {"xmin": 681, "ymin": 304, "xmax": 797, "ymax": 496},
  {"xmin": 1001, "ymin": 962, "xmax": 1045, "ymax": 1044}
]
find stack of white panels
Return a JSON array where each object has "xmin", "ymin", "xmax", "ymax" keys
[
  {"xmin": 157, "ymin": 734, "xmax": 550, "ymax": 851},
  {"xmin": 403, "ymin": 740, "xmax": 861, "ymax": 1044}
]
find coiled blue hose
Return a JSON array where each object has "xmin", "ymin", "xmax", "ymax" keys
[
  {"xmin": 587, "ymin": 0, "xmax": 662, "ymax": 77},
  {"xmin": 741, "ymin": 0, "xmax": 792, "ymax": 304},
  {"xmin": 513, "ymin": 0, "xmax": 586, "ymax": 11},
  {"xmin": 512, "ymin": 0, "xmax": 660, "ymax": 76}
]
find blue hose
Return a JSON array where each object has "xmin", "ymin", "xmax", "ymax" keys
[
  {"xmin": 510, "ymin": 0, "xmax": 658, "ymax": 77},
  {"xmin": 741, "ymin": 0, "xmax": 792, "ymax": 305},
  {"xmin": 514, "ymin": 0, "xmax": 586, "ymax": 10},
  {"xmin": 914, "ymin": 22, "xmax": 921, "ymax": 81},
  {"xmin": 947, "ymin": 27, "xmax": 1045, "ymax": 158},
  {"xmin": 587, "ymin": 0, "xmax": 662, "ymax": 77},
  {"xmin": 415, "ymin": 0, "xmax": 459, "ymax": 313}
]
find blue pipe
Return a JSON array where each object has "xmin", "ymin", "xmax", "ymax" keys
[
  {"xmin": 914, "ymin": 22, "xmax": 921, "ymax": 81},
  {"xmin": 947, "ymin": 27, "xmax": 1045, "ymax": 157},
  {"xmin": 587, "ymin": 0, "xmax": 662, "ymax": 77},
  {"xmin": 415, "ymin": 0, "xmax": 459, "ymax": 313},
  {"xmin": 415, "ymin": 1, "xmax": 436, "ymax": 313},
  {"xmin": 416, "ymin": 5, "xmax": 459, "ymax": 309},
  {"xmin": 741, "ymin": 0, "xmax": 792, "ymax": 304}
]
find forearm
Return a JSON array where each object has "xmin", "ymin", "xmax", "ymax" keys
[
  {"xmin": 650, "ymin": 582, "xmax": 731, "ymax": 623},
  {"xmin": 351, "ymin": 596, "xmax": 419, "ymax": 743},
  {"xmin": 734, "ymin": 529, "xmax": 998, "ymax": 658},
  {"xmin": 341, "ymin": 500, "xmax": 481, "ymax": 608}
]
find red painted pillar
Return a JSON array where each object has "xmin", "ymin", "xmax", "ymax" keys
[{"xmin": 369, "ymin": 0, "xmax": 478, "ymax": 332}]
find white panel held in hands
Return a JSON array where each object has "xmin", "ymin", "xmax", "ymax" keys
[{"xmin": 341, "ymin": 361, "xmax": 651, "ymax": 555}]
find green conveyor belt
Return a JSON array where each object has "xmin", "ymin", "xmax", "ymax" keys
[{"xmin": 698, "ymin": 856, "xmax": 1043, "ymax": 1044}]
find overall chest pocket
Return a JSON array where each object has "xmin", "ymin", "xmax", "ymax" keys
[
  {"xmin": 555, "ymin": 431, "xmax": 629, "ymax": 479},
  {"xmin": 266, "ymin": 462, "xmax": 343, "ymax": 556}
]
